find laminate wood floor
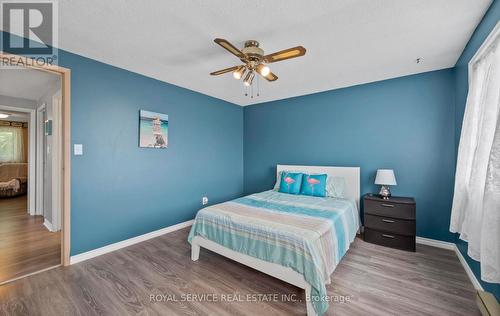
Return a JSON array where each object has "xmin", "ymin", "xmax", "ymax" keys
[
  {"xmin": 0, "ymin": 196, "xmax": 61, "ymax": 284},
  {"xmin": 0, "ymin": 227, "xmax": 480, "ymax": 316}
]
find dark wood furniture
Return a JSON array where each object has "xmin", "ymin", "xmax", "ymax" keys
[{"xmin": 363, "ymin": 193, "xmax": 416, "ymax": 251}]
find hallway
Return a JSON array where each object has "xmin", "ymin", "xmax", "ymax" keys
[{"xmin": 0, "ymin": 196, "xmax": 60, "ymax": 283}]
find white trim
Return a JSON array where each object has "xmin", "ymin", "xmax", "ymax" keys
[
  {"xmin": 36, "ymin": 104, "xmax": 46, "ymax": 217},
  {"xmin": 28, "ymin": 110, "xmax": 36, "ymax": 214},
  {"xmin": 415, "ymin": 236, "xmax": 455, "ymax": 250},
  {"xmin": 43, "ymin": 219, "xmax": 55, "ymax": 232},
  {"xmin": 70, "ymin": 219, "xmax": 194, "ymax": 265},
  {"xmin": 469, "ymin": 21, "xmax": 500, "ymax": 68},
  {"xmin": 416, "ymin": 236, "xmax": 483, "ymax": 291},
  {"xmin": 0, "ymin": 104, "xmax": 36, "ymax": 214},
  {"xmin": 51, "ymin": 91, "xmax": 62, "ymax": 231},
  {"xmin": 453, "ymin": 244, "xmax": 484, "ymax": 291}
]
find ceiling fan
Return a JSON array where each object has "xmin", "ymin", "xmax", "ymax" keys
[{"xmin": 210, "ymin": 38, "xmax": 306, "ymax": 87}]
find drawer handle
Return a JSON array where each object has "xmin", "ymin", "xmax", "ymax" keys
[
  {"xmin": 382, "ymin": 219, "xmax": 395, "ymax": 223},
  {"xmin": 382, "ymin": 234, "xmax": 395, "ymax": 239},
  {"xmin": 381, "ymin": 204, "xmax": 395, "ymax": 208}
]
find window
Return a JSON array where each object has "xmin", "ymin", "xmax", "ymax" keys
[
  {"xmin": 0, "ymin": 126, "xmax": 25, "ymax": 163},
  {"xmin": 450, "ymin": 23, "xmax": 500, "ymax": 283},
  {"xmin": 0, "ymin": 129, "xmax": 15, "ymax": 162}
]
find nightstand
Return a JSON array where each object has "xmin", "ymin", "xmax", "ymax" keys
[{"xmin": 363, "ymin": 193, "xmax": 416, "ymax": 251}]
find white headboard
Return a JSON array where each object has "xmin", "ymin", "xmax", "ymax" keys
[{"xmin": 277, "ymin": 164, "xmax": 361, "ymax": 209}]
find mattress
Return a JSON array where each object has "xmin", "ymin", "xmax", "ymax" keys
[{"xmin": 188, "ymin": 190, "xmax": 360, "ymax": 315}]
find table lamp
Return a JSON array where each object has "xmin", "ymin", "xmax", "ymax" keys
[{"xmin": 375, "ymin": 169, "xmax": 397, "ymax": 199}]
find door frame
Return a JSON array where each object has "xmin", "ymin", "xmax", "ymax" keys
[
  {"xmin": 36, "ymin": 103, "xmax": 46, "ymax": 217},
  {"xmin": 51, "ymin": 90, "xmax": 62, "ymax": 231},
  {"xmin": 0, "ymin": 51, "xmax": 72, "ymax": 266}
]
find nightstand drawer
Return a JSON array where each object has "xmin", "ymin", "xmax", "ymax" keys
[
  {"xmin": 364, "ymin": 228, "xmax": 415, "ymax": 251},
  {"xmin": 364, "ymin": 199, "xmax": 415, "ymax": 220},
  {"xmin": 364, "ymin": 214, "xmax": 415, "ymax": 236}
]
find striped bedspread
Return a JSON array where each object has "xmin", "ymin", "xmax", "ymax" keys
[{"xmin": 188, "ymin": 190, "xmax": 359, "ymax": 315}]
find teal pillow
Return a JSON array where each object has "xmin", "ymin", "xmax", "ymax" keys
[
  {"xmin": 300, "ymin": 174, "xmax": 327, "ymax": 197},
  {"xmin": 279, "ymin": 172, "xmax": 303, "ymax": 195}
]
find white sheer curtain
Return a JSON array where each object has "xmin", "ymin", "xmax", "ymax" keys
[
  {"xmin": 450, "ymin": 28, "xmax": 500, "ymax": 283},
  {"xmin": 0, "ymin": 125, "xmax": 26, "ymax": 163}
]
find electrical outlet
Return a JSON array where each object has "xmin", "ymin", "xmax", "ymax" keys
[{"xmin": 202, "ymin": 196, "xmax": 208, "ymax": 205}]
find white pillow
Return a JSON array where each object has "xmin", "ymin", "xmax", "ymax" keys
[
  {"xmin": 274, "ymin": 170, "xmax": 346, "ymax": 198},
  {"xmin": 326, "ymin": 176, "xmax": 346, "ymax": 198}
]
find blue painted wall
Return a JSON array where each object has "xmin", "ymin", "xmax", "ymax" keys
[
  {"xmin": 57, "ymin": 52, "xmax": 244, "ymax": 255},
  {"xmin": 1, "ymin": 30, "xmax": 244, "ymax": 256},
  {"xmin": 57, "ymin": 52, "xmax": 243, "ymax": 255},
  {"xmin": 453, "ymin": 0, "xmax": 500, "ymax": 299},
  {"xmin": 0, "ymin": 27, "xmax": 246, "ymax": 256},
  {"xmin": 244, "ymin": 69, "xmax": 457, "ymax": 242}
]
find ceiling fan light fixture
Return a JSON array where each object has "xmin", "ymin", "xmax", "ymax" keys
[
  {"xmin": 210, "ymin": 38, "xmax": 306, "ymax": 88},
  {"xmin": 257, "ymin": 64, "xmax": 270, "ymax": 76},
  {"xmin": 233, "ymin": 66, "xmax": 246, "ymax": 79},
  {"xmin": 243, "ymin": 71, "xmax": 255, "ymax": 86}
]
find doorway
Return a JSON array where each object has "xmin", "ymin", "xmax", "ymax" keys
[{"xmin": 0, "ymin": 52, "xmax": 71, "ymax": 284}]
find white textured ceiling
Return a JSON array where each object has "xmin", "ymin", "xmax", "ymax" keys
[
  {"xmin": 0, "ymin": 68, "xmax": 60, "ymax": 101},
  {"xmin": 54, "ymin": 0, "xmax": 491, "ymax": 106}
]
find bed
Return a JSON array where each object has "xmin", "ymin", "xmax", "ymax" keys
[{"xmin": 188, "ymin": 165, "xmax": 360, "ymax": 315}]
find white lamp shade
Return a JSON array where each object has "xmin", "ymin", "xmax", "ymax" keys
[{"xmin": 375, "ymin": 169, "xmax": 397, "ymax": 186}]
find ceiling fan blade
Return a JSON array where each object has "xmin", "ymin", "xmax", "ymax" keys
[
  {"xmin": 210, "ymin": 66, "xmax": 240, "ymax": 76},
  {"xmin": 263, "ymin": 46, "xmax": 306, "ymax": 63},
  {"xmin": 214, "ymin": 38, "xmax": 246, "ymax": 59},
  {"xmin": 261, "ymin": 71, "xmax": 278, "ymax": 82}
]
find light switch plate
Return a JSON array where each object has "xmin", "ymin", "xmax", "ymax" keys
[
  {"xmin": 74, "ymin": 144, "xmax": 83, "ymax": 155},
  {"xmin": 202, "ymin": 196, "xmax": 208, "ymax": 205}
]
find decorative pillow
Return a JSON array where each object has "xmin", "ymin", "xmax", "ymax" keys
[
  {"xmin": 278, "ymin": 172, "xmax": 303, "ymax": 195},
  {"xmin": 300, "ymin": 174, "xmax": 327, "ymax": 197},
  {"xmin": 274, "ymin": 170, "xmax": 346, "ymax": 198},
  {"xmin": 274, "ymin": 170, "xmax": 300, "ymax": 190},
  {"xmin": 326, "ymin": 176, "xmax": 346, "ymax": 198}
]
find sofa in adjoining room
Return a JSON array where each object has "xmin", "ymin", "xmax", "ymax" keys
[{"xmin": 0, "ymin": 163, "xmax": 28, "ymax": 198}]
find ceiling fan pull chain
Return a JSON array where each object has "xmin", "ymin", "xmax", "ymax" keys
[{"xmin": 257, "ymin": 75, "xmax": 260, "ymax": 97}]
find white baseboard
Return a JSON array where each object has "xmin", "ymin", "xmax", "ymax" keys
[
  {"xmin": 416, "ymin": 236, "xmax": 455, "ymax": 250},
  {"xmin": 70, "ymin": 219, "xmax": 194, "ymax": 265},
  {"xmin": 43, "ymin": 219, "xmax": 54, "ymax": 232},
  {"xmin": 416, "ymin": 236, "xmax": 483, "ymax": 291},
  {"xmin": 453, "ymin": 244, "xmax": 484, "ymax": 291}
]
